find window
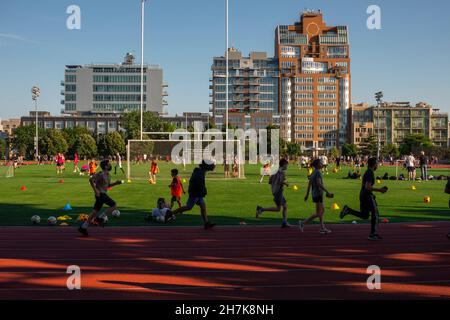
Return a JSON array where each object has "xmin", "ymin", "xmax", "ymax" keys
[{"xmin": 65, "ymin": 75, "xmax": 76, "ymax": 82}]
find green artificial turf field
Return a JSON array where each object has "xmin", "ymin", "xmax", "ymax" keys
[{"xmin": 0, "ymin": 161, "xmax": 449, "ymax": 226}]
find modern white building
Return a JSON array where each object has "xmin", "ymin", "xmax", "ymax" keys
[{"xmin": 61, "ymin": 53, "xmax": 168, "ymax": 115}]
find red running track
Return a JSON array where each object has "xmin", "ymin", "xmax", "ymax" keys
[{"xmin": 0, "ymin": 222, "xmax": 449, "ymax": 300}]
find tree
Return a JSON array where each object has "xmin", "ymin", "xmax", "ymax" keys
[
  {"xmin": 399, "ymin": 134, "xmax": 433, "ymax": 155},
  {"xmin": 74, "ymin": 134, "xmax": 97, "ymax": 159},
  {"xmin": 121, "ymin": 111, "xmax": 175, "ymax": 140},
  {"xmin": 341, "ymin": 143, "xmax": 358, "ymax": 157},
  {"xmin": 0, "ymin": 138, "xmax": 6, "ymax": 160},
  {"xmin": 361, "ymin": 135, "xmax": 378, "ymax": 156},
  {"xmin": 330, "ymin": 146, "xmax": 340, "ymax": 159},
  {"xmin": 62, "ymin": 127, "xmax": 91, "ymax": 157},
  {"xmin": 97, "ymin": 132, "xmax": 126, "ymax": 158},
  {"xmin": 12, "ymin": 125, "xmax": 45, "ymax": 159},
  {"xmin": 382, "ymin": 143, "xmax": 400, "ymax": 158},
  {"xmin": 39, "ymin": 129, "xmax": 68, "ymax": 156},
  {"xmin": 285, "ymin": 142, "xmax": 301, "ymax": 159}
]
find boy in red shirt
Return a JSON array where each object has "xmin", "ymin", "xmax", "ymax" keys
[
  {"xmin": 149, "ymin": 159, "xmax": 159, "ymax": 184},
  {"xmin": 169, "ymin": 169, "xmax": 186, "ymax": 208}
]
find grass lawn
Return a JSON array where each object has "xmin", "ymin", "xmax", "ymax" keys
[{"xmin": 0, "ymin": 161, "xmax": 449, "ymax": 226}]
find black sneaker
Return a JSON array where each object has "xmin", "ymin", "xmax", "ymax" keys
[
  {"xmin": 255, "ymin": 206, "xmax": 262, "ymax": 218},
  {"xmin": 94, "ymin": 216, "xmax": 106, "ymax": 228},
  {"xmin": 78, "ymin": 226, "xmax": 89, "ymax": 237},
  {"xmin": 339, "ymin": 205, "xmax": 349, "ymax": 219},
  {"xmin": 368, "ymin": 234, "xmax": 381, "ymax": 241},
  {"xmin": 204, "ymin": 222, "xmax": 216, "ymax": 230},
  {"xmin": 164, "ymin": 210, "xmax": 174, "ymax": 223},
  {"xmin": 281, "ymin": 222, "xmax": 292, "ymax": 228}
]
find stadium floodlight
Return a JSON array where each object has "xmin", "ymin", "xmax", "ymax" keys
[
  {"xmin": 225, "ymin": 0, "xmax": 229, "ymax": 137},
  {"xmin": 140, "ymin": 0, "xmax": 147, "ymax": 141},
  {"xmin": 31, "ymin": 86, "xmax": 40, "ymax": 161},
  {"xmin": 374, "ymin": 91, "xmax": 383, "ymax": 159}
]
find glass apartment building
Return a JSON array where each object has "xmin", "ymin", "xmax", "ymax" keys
[
  {"xmin": 275, "ymin": 10, "xmax": 351, "ymax": 152},
  {"xmin": 62, "ymin": 53, "xmax": 168, "ymax": 115},
  {"xmin": 210, "ymin": 49, "xmax": 280, "ymax": 130}
]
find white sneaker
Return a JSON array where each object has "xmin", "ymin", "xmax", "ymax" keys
[{"xmin": 320, "ymin": 228, "xmax": 332, "ymax": 234}]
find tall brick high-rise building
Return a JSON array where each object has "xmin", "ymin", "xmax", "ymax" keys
[{"xmin": 275, "ymin": 10, "xmax": 350, "ymax": 153}]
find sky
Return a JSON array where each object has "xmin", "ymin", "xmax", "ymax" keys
[{"xmin": 0, "ymin": 0, "xmax": 449, "ymax": 120}]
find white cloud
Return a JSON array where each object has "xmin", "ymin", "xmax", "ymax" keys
[{"xmin": 0, "ymin": 33, "xmax": 41, "ymax": 44}]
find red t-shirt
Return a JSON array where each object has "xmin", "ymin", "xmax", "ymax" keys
[
  {"xmin": 150, "ymin": 162, "xmax": 158, "ymax": 174},
  {"xmin": 170, "ymin": 176, "xmax": 182, "ymax": 197}
]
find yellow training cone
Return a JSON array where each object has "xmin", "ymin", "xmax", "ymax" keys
[
  {"xmin": 332, "ymin": 203, "xmax": 340, "ymax": 210},
  {"xmin": 127, "ymin": 179, "xmax": 132, "ymax": 183},
  {"xmin": 293, "ymin": 185, "xmax": 298, "ymax": 191},
  {"xmin": 423, "ymin": 196, "xmax": 431, "ymax": 203},
  {"xmin": 182, "ymin": 179, "xmax": 187, "ymax": 183},
  {"xmin": 411, "ymin": 185, "xmax": 416, "ymax": 190},
  {"xmin": 376, "ymin": 179, "xmax": 381, "ymax": 184}
]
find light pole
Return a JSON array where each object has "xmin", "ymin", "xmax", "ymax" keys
[
  {"xmin": 140, "ymin": 0, "xmax": 146, "ymax": 141},
  {"xmin": 225, "ymin": 0, "xmax": 229, "ymax": 138},
  {"xmin": 31, "ymin": 86, "xmax": 40, "ymax": 161},
  {"xmin": 375, "ymin": 91, "xmax": 383, "ymax": 160}
]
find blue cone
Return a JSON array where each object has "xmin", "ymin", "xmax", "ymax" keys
[{"xmin": 63, "ymin": 203, "xmax": 72, "ymax": 211}]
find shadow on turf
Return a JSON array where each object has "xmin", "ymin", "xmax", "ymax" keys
[{"xmin": 0, "ymin": 202, "xmax": 301, "ymax": 227}]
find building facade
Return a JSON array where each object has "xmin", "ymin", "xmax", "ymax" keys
[
  {"xmin": 21, "ymin": 111, "xmax": 122, "ymax": 135},
  {"xmin": 62, "ymin": 53, "xmax": 168, "ymax": 115},
  {"xmin": 0, "ymin": 118, "xmax": 20, "ymax": 136},
  {"xmin": 161, "ymin": 112, "xmax": 211, "ymax": 130},
  {"xmin": 210, "ymin": 49, "xmax": 280, "ymax": 130},
  {"xmin": 348, "ymin": 102, "xmax": 449, "ymax": 148},
  {"xmin": 275, "ymin": 10, "xmax": 350, "ymax": 152}
]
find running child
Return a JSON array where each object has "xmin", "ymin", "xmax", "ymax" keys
[
  {"xmin": 78, "ymin": 159, "xmax": 124, "ymax": 236},
  {"xmin": 300, "ymin": 159, "xmax": 333, "ymax": 234},
  {"xmin": 73, "ymin": 153, "xmax": 80, "ymax": 173},
  {"xmin": 169, "ymin": 168, "xmax": 185, "ymax": 208},
  {"xmin": 149, "ymin": 158, "xmax": 159, "ymax": 184},
  {"xmin": 339, "ymin": 157, "xmax": 388, "ymax": 241},
  {"xmin": 56, "ymin": 153, "xmax": 64, "ymax": 174},
  {"xmin": 167, "ymin": 160, "xmax": 216, "ymax": 229},
  {"xmin": 114, "ymin": 152, "xmax": 125, "ymax": 175},
  {"xmin": 89, "ymin": 159, "xmax": 97, "ymax": 176},
  {"xmin": 259, "ymin": 162, "xmax": 271, "ymax": 183},
  {"xmin": 256, "ymin": 158, "xmax": 291, "ymax": 228}
]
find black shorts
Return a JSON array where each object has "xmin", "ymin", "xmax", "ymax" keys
[
  {"xmin": 171, "ymin": 195, "xmax": 181, "ymax": 203},
  {"xmin": 359, "ymin": 196, "xmax": 377, "ymax": 219},
  {"xmin": 93, "ymin": 193, "xmax": 116, "ymax": 211},
  {"xmin": 312, "ymin": 195, "xmax": 323, "ymax": 203},
  {"xmin": 57, "ymin": 163, "xmax": 63, "ymax": 167},
  {"xmin": 407, "ymin": 166, "xmax": 415, "ymax": 173}
]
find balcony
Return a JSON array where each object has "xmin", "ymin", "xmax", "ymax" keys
[
  {"xmin": 162, "ymin": 91, "xmax": 168, "ymax": 96},
  {"xmin": 60, "ymin": 81, "xmax": 65, "ymax": 86},
  {"xmin": 60, "ymin": 90, "xmax": 65, "ymax": 95},
  {"xmin": 60, "ymin": 100, "xmax": 65, "ymax": 105}
]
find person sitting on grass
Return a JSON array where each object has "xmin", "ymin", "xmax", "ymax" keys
[
  {"xmin": 145, "ymin": 198, "xmax": 174, "ymax": 223},
  {"xmin": 300, "ymin": 159, "xmax": 333, "ymax": 234},
  {"xmin": 167, "ymin": 160, "xmax": 216, "ymax": 230},
  {"xmin": 256, "ymin": 158, "xmax": 291, "ymax": 228},
  {"xmin": 339, "ymin": 157, "xmax": 388, "ymax": 241}
]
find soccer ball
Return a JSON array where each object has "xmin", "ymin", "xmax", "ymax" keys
[
  {"xmin": 112, "ymin": 209, "xmax": 121, "ymax": 218},
  {"xmin": 100, "ymin": 215, "xmax": 108, "ymax": 224},
  {"xmin": 47, "ymin": 216, "xmax": 57, "ymax": 225},
  {"xmin": 31, "ymin": 215, "xmax": 41, "ymax": 224}
]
